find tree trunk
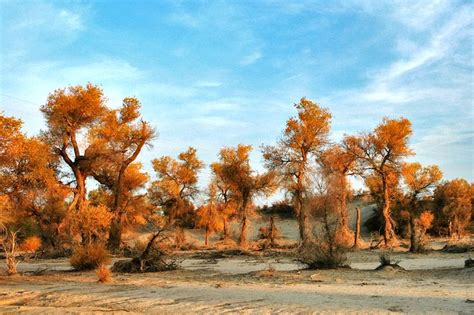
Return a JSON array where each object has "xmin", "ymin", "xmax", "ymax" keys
[
  {"xmin": 382, "ymin": 178, "xmax": 394, "ymax": 246},
  {"xmin": 108, "ymin": 218, "xmax": 122, "ymax": 251},
  {"xmin": 239, "ymin": 197, "xmax": 250, "ymax": 247},
  {"xmin": 222, "ymin": 217, "xmax": 229, "ymax": 240},
  {"xmin": 340, "ymin": 177, "xmax": 349, "ymax": 233},
  {"xmin": 354, "ymin": 207, "xmax": 361, "ymax": 248},
  {"xmin": 69, "ymin": 168, "xmax": 86, "ymax": 212},
  {"xmin": 270, "ymin": 216, "xmax": 276, "ymax": 247},
  {"xmin": 409, "ymin": 213, "xmax": 418, "ymax": 252},
  {"xmin": 296, "ymin": 191, "xmax": 311, "ymax": 245},
  {"xmin": 205, "ymin": 226, "xmax": 209, "ymax": 246}
]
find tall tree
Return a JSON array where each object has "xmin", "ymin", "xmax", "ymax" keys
[
  {"xmin": 148, "ymin": 147, "xmax": 203, "ymax": 244},
  {"xmin": 344, "ymin": 117, "xmax": 413, "ymax": 246},
  {"xmin": 401, "ymin": 162, "xmax": 442, "ymax": 252},
  {"xmin": 40, "ymin": 84, "xmax": 107, "ymax": 212},
  {"xmin": 263, "ymin": 98, "xmax": 331, "ymax": 244},
  {"xmin": 320, "ymin": 144, "xmax": 357, "ymax": 244},
  {"xmin": 88, "ymin": 97, "xmax": 155, "ymax": 250},
  {"xmin": 213, "ymin": 144, "xmax": 276, "ymax": 247}
]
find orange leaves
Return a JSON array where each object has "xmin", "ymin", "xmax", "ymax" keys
[
  {"xmin": 417, "ymin": 211, "xmax": 434, "ymax": 231},
  {"xmin": 285, "ymin": 98, "xmax": 331, "ymax": 153},
  {"xmin": 401, "ymin": 162, "xmax": 442, "ymax": 194},
  {"xmin": 41, "ymin": 83, "xmax": 106, "ymax": 133},
  {"xmin": 20, "ymin": 236, "xmax": 42, "ymax": 252},
  {"xmin": 71, "ymin": 202, "xmax": 112, "ymax": 243},
  {"xmin": 149, "ymin": 147, "xmax": 203, "ymax": 222}
]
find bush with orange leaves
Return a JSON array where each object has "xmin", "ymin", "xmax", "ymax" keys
[
  {"xmin": 417, "ymin": 211, "xmax": 434, "ymax": 235},
  {"xmin": 96, "ymin": 264, "xmax": 112, "ymax": 283},
  {"xmin": 20, "ymin": 236, "xmax": 42, "ymax": 253},
  {"xmin": 70, "ymin": 243, "xmax": 110, "ymax": 271},
  {"xmin": 70, "ymin": 202, "xmax": 112, "ymax": 245}
]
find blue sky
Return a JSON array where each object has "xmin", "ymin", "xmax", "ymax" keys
[{"xmin": 1, "ymin": 0, "xmax": 473, "ymax": 193}]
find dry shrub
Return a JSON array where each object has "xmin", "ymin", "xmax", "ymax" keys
[
  {"xmin": 298, "ymin": 241, "xmax": 347, "ymax": 269},
  {"xmin": 258, "ymin": 217, "xmax": 280, "ymax": 249},
  {"xmin": 299, "ymin": 194, "xmax": 348, "ymax": 269},
  {"xmin": 465, "ymin": 258, "xmax": 474, "ymax": 268},
  {"xmin": 112, "ymin": 228, "xmax": 180, "ymax": 273},
  {"xmin": 375, "ymin": 253, "xmax": 404, "ymax": 271},
  {"xmin": 256, "ymin": 264, "xmax": 276, "ymax": 277},
  {"xmin": 20, "ymin": 236, "xmax": 42, "ymax": 252},
  {"xmin": 70, "ymin": 243, "xmax": 110, "ymax": 271},
  {"xmin": 96, "ymin": 264, "xmax": 112, "ymax": 283}
]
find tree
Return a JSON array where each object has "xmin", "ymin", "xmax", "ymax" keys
[
  {"xmin": 195, "ymin": 184, "xmax": 224, "ymax": 246},
  {"xmin": 434, "ymin": 179, "xmax": 473, "ymax": 239},
  {"xmin": 210, "ymin": 164, "xmax": 238, "ymax": 240},
  {"xmin": 320, "ymin": 144, "xmax": 357, "ymax": 244},
  {"xmin": 262, "ymin": 98, "xmax": 331, "ymax": 244},
  {"xmin": 40, "ymin": 84, "xmax": 107, "ymax": 212},
  {"xmin": 88, "ymin": 98, "xmax": 155, "ymax": 250},
  {"xmin": 0, "ymin": 113, "xmax": 69, "ymax": 249},
  {"xmin": 149, "ymin": 147, "xmax": 203, "ymax": 245},
  {"xmin": 89, "ymin": 163, "xmax": 151, "ymax": 248},
  {"xmin": 343, "ymin": 117, "xmax": 413, "ymax": 246},
  {"xmin": 401, "ymin": 162, "xmax": 442, "ymax": 252},
  {"xmin": 213, "ymin": 144, "xmax": 276, "ymax": 247}
]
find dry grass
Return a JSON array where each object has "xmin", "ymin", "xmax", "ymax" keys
[
  {"xmin": 70, "ymin": 243, "xmax": 110, "ymax": 271},
  {"xmin": 96, "ymin": 264, "xmax": 112, "ymax": 283}
]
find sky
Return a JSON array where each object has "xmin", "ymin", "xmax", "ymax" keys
[{"xmin": 1, "ymin": 0, "xmax": 473, "ymax": 197}]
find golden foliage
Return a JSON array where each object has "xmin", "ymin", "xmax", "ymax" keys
[
  {"xmin": 96, "ymin": 264, "xmax": 112, "ymax": 283},
  {"xmin": 434, "ymin": 179, "xmax": 473, "ymax": 238},
  {"xmin": 20, "ymin": 236, "xmax": 42, "ymax": 253},
  {"xmin": 70, "ymin": 243, "xmax": 110, "ymax": 271},
  {"xmin": 149, "ymin": 147, "xmax": 203, "ymax": 223},
  {"xmin": 263, "ymin": 98, "xmax": 331, "ymax": 243}
]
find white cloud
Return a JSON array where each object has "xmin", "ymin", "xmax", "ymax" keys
[
  {"xmin": 194, "ymin": 81, "xmax": 222, "ymax": 88},
  {"xmin": 240, "ymin": 51, "xmax": 262, "ymax": 65}
]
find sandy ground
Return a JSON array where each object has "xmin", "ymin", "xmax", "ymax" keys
[
  {"xmin": 1, "ymin": 249, "xmax": 473, "ymax": 314},
  {"xmin": 1, "ymin": 204, "xmax": 473, "ymax": 314}
]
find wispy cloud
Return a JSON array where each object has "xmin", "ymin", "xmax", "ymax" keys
[
  {"xmin": 240, "ymin": 51, "xmax": 262, "ymax": 65},
  {"xmin": 194, "ymin": 81, "xmax": 223, "ymax": 88}
]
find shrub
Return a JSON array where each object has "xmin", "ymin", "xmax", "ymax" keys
[
  {"xmin": 96, "ymin": 264, "xmax": 112, "ymax": 283},
  {"xmin": 70, "ymin": 243, "xmax": 110, "ymax": 271},
  {"xmin": 298, "ymin": 194, "xmax": 348, "ymax": 269},
  {"xmin": 20, "ymin": 236, "xmax": 42, "ymax": 252},
  {"xmin": 298, "ymin": 241, "xmax": 347, "ymax": 269}
]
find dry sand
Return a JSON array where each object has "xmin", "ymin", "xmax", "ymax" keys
[
  {"xmin": 1, "ymin": 204, "xmax": 473, "ymax": 314},
  {"xmin": 1, "ymin": 249, "xmax": 473, "ymax": 314}
]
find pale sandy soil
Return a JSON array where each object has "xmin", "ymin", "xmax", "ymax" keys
[
  {"xmin": 1, "ymin": 203, "xmax": 473, "ymax": 314},
  {"xmin": 1, "ymin": 249, "xmax": 473, "ymax": 314}
]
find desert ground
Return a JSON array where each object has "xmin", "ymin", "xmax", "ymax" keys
[{"xmin": 1, "ymin": 204, "xmax": 473, "ymax": 314}]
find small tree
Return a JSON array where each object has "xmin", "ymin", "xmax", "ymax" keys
[
  {"xmin": 434, "ymin": 179, "xmax": 472, "ymax": 239},
  {"xmin": 196, "ymin": 184, "xmax": 224, "ymax": 246},
  {"xmin": 1, "ymin": 225, "xmax": 20, "ymax": 275},
  {"xmin": 401, "ymin": 162, "xmax": 442, "ymax": 252},
  {"xmin": 149, "ymin": 147, "xmax": 203, "ymax": 246},
  {"xmin": 299, "ymin": 192, "xmax": 347, "ymax": 269},
  {"xmin": 212, "ymin": 144, "xmax": 276, "ymax": 247}
]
